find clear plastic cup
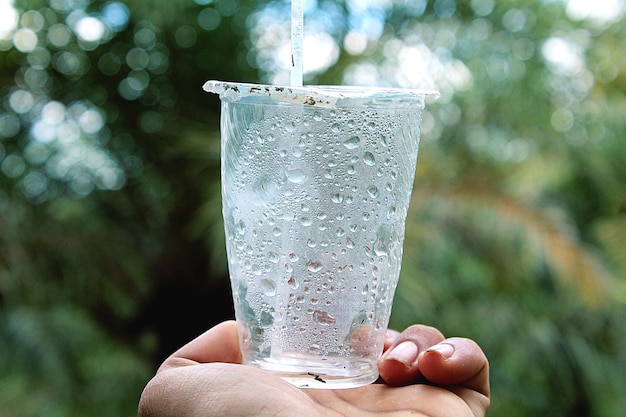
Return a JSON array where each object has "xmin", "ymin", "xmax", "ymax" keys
[{"xmin": 204, "ymin": 81, "xmax": 438, "ymax": 389}]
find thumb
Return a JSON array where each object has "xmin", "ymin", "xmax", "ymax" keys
[{"xmin": 159, "ymin": 320, "xmax": 242, "ymax": 372}]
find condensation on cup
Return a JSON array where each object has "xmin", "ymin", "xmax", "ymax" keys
[{"xmin": 204, "ymin": 80, "xmax": 438, "ymax": 389}]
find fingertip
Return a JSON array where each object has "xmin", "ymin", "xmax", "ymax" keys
[
  {"xmin": 378, "ymin": 325, "xmax": 446, "ymax": 386},
  {"xmin": 378, "ymin": 354, "xmax": 422, "ymax": 386},
  {"xmin": 419, "ymin": 338, "xmax": 490, "ymax": 397},
  {"xmin": 383, "ymin": 329, "xmax": 401, "ymax": 351},
  {"xmin": 165, "ymin": 320, "xmax": 242, "ymax": 368}
]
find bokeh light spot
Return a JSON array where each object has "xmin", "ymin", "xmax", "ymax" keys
[
  {"xmin": 13, "ymin": 28, "xmax": 38, "ymax": 52},
  {"xmin": 118, "ymin": 70, "xmax": 150, "ymax": 100},
  {"xmin": 126, "ymin": 47, "xmax": 149, "ymax": 69},
  {"xmin": 53, "ymin": 51, "xmax": 87, "ymax": 76},
  {"xmin": 566, "ymin": 0, "xmax": 625, "ymax": 23},
  {"xmin": 9, "ymin": 90, "xmax": 35, "ymax": 114},
  {"xmin": 147, "ymin": 50, "xmax": 168, "ymax": 73},
  {"xmin": 502, "ymin": 9, "xmax": 527, "ymax": 32},
  {"xmin": 542, "ymin": 37, "xmax": 584, "ymax": 75},
  {"xmin": 215, "ymin": 0, "xmax": 238, "ymax": 16},
  {"xmin": 24, "ymin": 67, "xmax": 49, "ymax": 89},
  {"xmin": 31, "ymin": 120, "xmax": 57, "ymax": 143},
  {"xmin": 134, "ymin": 27, "xmax": 156, "ymax": 49},
  {"xmin": 198, "ymin": 8, "xmax": 221, "ymax": 31},
  {"xmin": 434, "ymin": 0, "xmax": 457, "ymax": 18},
  {"xmin": 96, "ymin": 166, "xmax": 125, "ymax": 190},
  {"xmin": 75, "ymin": 16, "xmax": 106, "ymax": 42},
  {"xmin": 551, "ymin": 108, "xmax": 575, "ymax": 132},
  {"xmin": 42, "ymin": 101, "xmax": 67, "ymax": 125},
  {"xmin": 470, "ymin": 0, "xmax": 495, "ymax": 17},
  {"xmin": 98, "ymin": 52, "xmax": 122, "ymax": 75},
  {"xmin": 71, "ymin": 172, "xmax": 95, "ymax": 196},
  {"xmin": 21, "ymin": 170, "xmax": 48, "ymax": 200},
  {"xmin": 344, "ymin": 30, "xmax": 368, "ymax": 55},
  {"xmin": 0, "ymin": 113, "xmax": 21, "ymax": 138},
  {"xmin": 78, "ymin": 109, "xmax": 105, "ymax": 134},
  {"xmin": 1, "ymin": 153, "xmax": 26, "ymax": 178},
  {"xmin": 0, "ymin": 2, "xmax": 19, "ymax": 40},
  {"xmin": 101, "ymin": 2, "xmax": 129, "ymax": 31},
  {"xmin": 21, "ymin": 10, "xmax": 45, "ymax": 32},
  {"xmin": 175, "ymin": 25, "xmax": 197, "ymax": 48},
  {"xmin": 404, "ymin": 0, "xmax": 428, "ymax": 17},
  {"xmin": 47, "ymin": 23, "xmax": 72, "ymax": 48},
  {"xmin": 27, "ymin": 46, "xmax": 51, "ymax": 68}
]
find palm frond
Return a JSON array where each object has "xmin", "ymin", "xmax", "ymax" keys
[{"xmin": 409, "ymin": 181, "xmax": 616, "ymax": 306}]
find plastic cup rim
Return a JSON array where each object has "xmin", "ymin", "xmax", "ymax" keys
[{"xmin": 203, "ymin": 80, "xmax": 439, "ymax": 107}]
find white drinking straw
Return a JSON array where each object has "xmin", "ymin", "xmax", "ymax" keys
[{"xmin": 290, "ymin": 0, "xmax": 304, "ymax": 87}]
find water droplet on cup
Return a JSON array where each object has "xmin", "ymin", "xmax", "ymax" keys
[
  {"xmin": 260, "ymin": 279, "xmax": 277, "ymax": 296},
  {"xmin": 307, "ymin": 260, "xmax": 324, "ymax": 272},
  {"xmin": 286, "ymin": 168, "xmax": 308, "ymax": 184},
  {"xmin": 363, "ymin": 152, "xmax": 376, "ymax": 166},
  {"xmin": 287, "ymin": 276, "xmax": 299, "ymax": 289},
  {"xmin": 236, "ymin": 221, "xmax": 246, "ymax": 236},
  {"xmin": 331, "ymin": 193, "xmax": 344, "ymax": 203},
  {"xmin": 267, "ymin": 252, "xmax": 279, "ymax": 263},
  {"xmin": 367, "ymin": 186, "xmax": 379, "ymax": 198},
  {"xmin": 291, "ymin": 147, "xmax": 303, "ymax": 158},
  {"xmin": 373, "ymin": 239, "xmax": 389, "ymax": 257},
  {"xmin": 343, "ymin": 136, "xmax": 361, "ymax": 149},
  {"xmin": 313, "ymin": 310, "xmax": 336, "ymax": 325}
]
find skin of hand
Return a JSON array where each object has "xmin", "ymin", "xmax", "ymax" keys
[{"xmin": 138, "ymin": 321, "xmax": 489, "ymax": 417}]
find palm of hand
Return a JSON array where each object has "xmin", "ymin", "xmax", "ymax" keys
[
  {"xmin": 247, "ymin": 370, "xmax": 480, "ymax": 416},
  {"xmin": 139, "ymin": 321, "xmax": 489, "ymax": 417}
]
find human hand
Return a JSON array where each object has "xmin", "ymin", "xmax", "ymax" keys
[{"xmin": 139, "ymin": 321, "xmax": 489, "ymax": 417}]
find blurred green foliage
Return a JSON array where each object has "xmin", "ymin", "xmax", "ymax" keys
[{"xmin": 1, "ymin": 0, "xmax": 625, "ymax": 416}]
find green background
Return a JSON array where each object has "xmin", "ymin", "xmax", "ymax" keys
[{"xmin": 1, "ymin": 0, "xmax": 625, "ymax": 415}]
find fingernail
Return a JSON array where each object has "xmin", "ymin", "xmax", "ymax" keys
[
  {"xmin": 426, "ymin": 343, "xmax": 455, "ymax": 359},
  {"xmin": 384, "ymin": 341, "xmax": 419, "ymax": 366}
]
